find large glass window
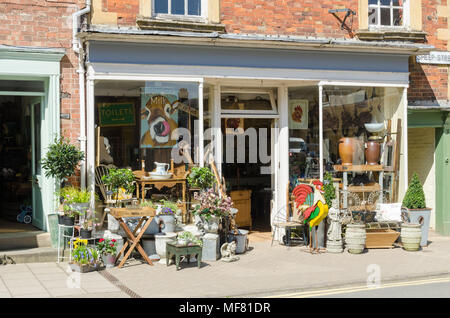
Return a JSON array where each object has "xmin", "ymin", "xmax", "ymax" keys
[
  {"xmin": 94, "ymin": 80, "xmax": 201, "ymax": 173},
  {"xmin": 288, "ymin": 86, "xmax": 320, "ymax": 187}
]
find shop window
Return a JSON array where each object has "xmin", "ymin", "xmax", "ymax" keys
[
  {"xmin": 288, "ymin": 86, "xmax": 320, "ymax": 187},
  {"xmin": 368, "ymin": 0, "xmax": 407, "ymax": 28},
  {"xmin": 322, "ymin": 86, "xmax": 403, "ymax": 205},
  {"xmin": 94, "ymin": 80, "xmax": 201, "ymax": 173}
]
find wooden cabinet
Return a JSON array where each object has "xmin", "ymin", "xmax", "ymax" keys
[{"xmin": 230, "ymin": 190, "xmax": 252, "ymax": 229}]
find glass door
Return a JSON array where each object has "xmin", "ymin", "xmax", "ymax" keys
[{"xmin": 31, "ymin": 97, "xmax": 44, "ymax": 229}]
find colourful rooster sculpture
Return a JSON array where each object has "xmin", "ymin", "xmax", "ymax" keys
[{"xmin": 292, "ymin": 180, "xmax": 329, "ymax": 253}]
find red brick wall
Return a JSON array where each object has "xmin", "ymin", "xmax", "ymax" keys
[
  {"xmin": 221, "ymin": 0, "xmax": 356, "ymax": 38},
  {"xmin": 0, "ymin": 0, "xmax": 85, "ymax": 185},
  {"xmin": 408, "ymin": 1, "xmax": 448, "ymax": 103}
]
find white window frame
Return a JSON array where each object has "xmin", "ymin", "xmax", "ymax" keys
[
  {"xmin": 152, "ymin": 0, "xmax": 207, "ymax": 23},
  {"xmin": 368, "ymin": 0, "xmax": 409, "ymax": 30},
  {"xmin": 220, "ymin": 88, "xmax": 278, "ymax": 116}
]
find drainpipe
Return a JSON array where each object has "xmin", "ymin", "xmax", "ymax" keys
[{"xmin": 72, "ymin": 0, "xmax": 91, "ymax": 189}]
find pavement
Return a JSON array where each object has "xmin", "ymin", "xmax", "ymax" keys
[{"xmin": 0, "ymin": 230, "xmax": 449, "ymax": 298}]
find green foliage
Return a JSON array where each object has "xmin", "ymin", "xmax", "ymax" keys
[
  {"xmin": 323, "ymin": 172, "xmax": 336, "ymax": 206},
  {"xmin": 59, "ymin": 186, "xmax": 97, "ymax": 204},
  {"xmin": 187, "ymin": 167, "xmax": 216, "ymax": 190},
  {"xmin": 96, "ymin": 238, "xmax": 118, "ymax": 256},
  {"xmin": 139, "ymin": 200, "xmax": 156, "ymax": 208},
  {"xmin": 41, "ymin": 136, "xmax": 84, "ymax": 184},
  {"xmin": 177, "ymin": 231, "xmax": 203, "ymax": 246},
  {"xmin": 63, "ymin": 204, "xmax": 80, "ymax": 217},
  {"xmin": 402, "ymin": 173, "xmax": 426, "ymax": 209},
  {"xmin": 101, "ymin": 168, "xmax": 135, "ymax": 197}
]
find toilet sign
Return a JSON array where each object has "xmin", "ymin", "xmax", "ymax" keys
[{"xmin": 98, "ymin": 102, "xmax": 135, "ymax": 127}]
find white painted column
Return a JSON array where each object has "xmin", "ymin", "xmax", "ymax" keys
[
  {"xmin": 276, "ymin": 86, "xmax": 289, "ymax": 223},
  {"xmin": 86, "ymin": 78, "xmax": 96, "ymax": 209},
  {"xmin": 212, "ymin": 84, "xmax": 222, "ymax": 177},
  {"xmin": 402, "ymin": 86, "xmax": 409, "ymax": 194},
  {"xmin": 198, "ymin": 82, "xmax": 204, "ymax": 167},
  {"xmin": 319, "ymin": 84, "xmax": 324, "ymax": 182}
]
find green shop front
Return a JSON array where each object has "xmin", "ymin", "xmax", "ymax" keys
[{"xmin": 0, "ymin": 45, "xmax": 64, "ymax": 233}]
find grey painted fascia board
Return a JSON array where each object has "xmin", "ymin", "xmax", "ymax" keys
[{"xmin": 78, "ymin": 29, "xmax": 433, "ymax": 55}]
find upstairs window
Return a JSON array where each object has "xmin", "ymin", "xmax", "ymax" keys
[
  {"xmin": 154, "ymin": 0, "xmax": 203, "ymax": 19},
  {"xmin": 368, "ymin": 0, "xmax": 407, "ymax": 28}
]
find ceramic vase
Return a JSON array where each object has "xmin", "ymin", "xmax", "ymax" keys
[
  {"xmin": 338, "ymin": 137, "xmax": 355, "ymax": 166},
  {"xmin": 365, "ymin": 141, "xmax": 381, "ymax": 165}
]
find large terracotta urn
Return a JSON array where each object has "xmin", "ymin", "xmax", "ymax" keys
[
  {"xmin": 365, "ymin": 141, "xmax": 381, "ymax": 165},
  {"xmin": 338, "ymin": 137, "xmax": 355, "ymax": 166}
]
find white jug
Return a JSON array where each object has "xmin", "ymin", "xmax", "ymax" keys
[{"xmin": 154, "ymin": 162, "xmax": 169, "ymax": 174}]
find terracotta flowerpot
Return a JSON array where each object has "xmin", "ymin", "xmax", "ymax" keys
[
  {"xmin": 338, "ymin": 137, "xmax": 355, "ymax": 166},
  {"xmin": 365, "ymin": 141, "xmax": 381, "ymax": 165}
]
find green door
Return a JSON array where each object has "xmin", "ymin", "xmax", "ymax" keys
[{"xmin": 31, "ymin": 97, "xmax": 44, "ymax": 229}]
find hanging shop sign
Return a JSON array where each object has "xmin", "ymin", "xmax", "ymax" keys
[
  {"xmin": 98, "ymin": 102, "xmax": 135, "ymax": 127},
  {"xmin": 416, "ymin": 51, "xmax": 450, "ymax": 65},
  {"xmin": 288, "ymin": 99, "xmax": 309, "ymax": 130}
]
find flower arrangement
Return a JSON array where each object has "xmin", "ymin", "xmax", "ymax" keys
[
  {"xmin": 70, "ymin": 238, "xmax": 99, "ymax": 266},
  {"xmin": 62, "ymin": 204, "xmax": 79, "ymax": 218},
  {"xmin": 192, "ymin": 188, "xmax": 233, "ymax": 220},
  {"xmin": 96, "ymin": 238, "xmax": 118, "ymax": 256}
]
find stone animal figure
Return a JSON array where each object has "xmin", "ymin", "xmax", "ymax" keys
[
  {"xmin": 141, "ymin": 95, "xmax": 181, "ymax": 147},
  {"xmin": 220, "ymin": 241, "xmax": 239, "ymax": 262},
  {"xmin": 292, "ymin": 180, "xmax": 329, "ymax": 254}
]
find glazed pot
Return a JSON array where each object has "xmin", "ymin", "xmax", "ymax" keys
[
  {"xmin": 63, "ymin": 216, "xmax": 75, "ymax": 226},
  {"xmin": 365, "ymin": 141, "xmax": 381, "ymax": 165},
  {"xmin": 338, "ymin": 137, "xmax": 355, "ymax": 166},
  {"xmin": 80, "ymin": 228, "xmax": 92, "ymax": 239}
]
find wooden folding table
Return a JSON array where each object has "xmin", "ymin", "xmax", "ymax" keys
[{"xmin": 109, "ymin": 207, "xmax": 156, "ymax": 269}]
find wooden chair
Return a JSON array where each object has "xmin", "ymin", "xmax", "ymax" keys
[{"xmin": 95, "ymin": 164, "xmax": 135, "ymax": 228}]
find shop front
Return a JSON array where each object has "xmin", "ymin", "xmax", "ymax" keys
[
  {"xmin": 0, "ymin": 45, "xmax": 64, "ymax": 232},
  {"xmin": 82, "ymin": 35, "xmax": 428, "ymax": 235}
]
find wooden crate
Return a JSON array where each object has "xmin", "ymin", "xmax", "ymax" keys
[
  {"xmin": 365, "ymin": 228, "xmax": 400, "ymax": 249},
  {"xmin": 109, "ymin": 207, "xmax": 156, "ymax": 218}
]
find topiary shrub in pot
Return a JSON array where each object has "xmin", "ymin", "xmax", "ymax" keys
[{"xmin": 401, "ymin": 173, "xmax": 431, "ymax": 248}]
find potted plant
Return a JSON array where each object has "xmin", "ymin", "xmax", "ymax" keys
[
  {"xmin": 42, "ymin": 136, "xmax": 85, "ymax": 188},
  {"xmin": 41, "ymin": 136, "xmax": 84, "ymax": 247},
  {"xmin": 401, "ymin": 172, "xmax": 430, "ymax": 248},
  {"xmin": 192, "ymin": 188, "xmax": 233, "ymax": 234},
  {"xmin": 69, "ymin": 238, "xmax": 100, "ymax": 273},
  {"xmin": 96, "ymin": 238, "xmax": 118, "ymax": 268},
  {"xmin": 59, "ymin": 186, "xmax": 97, "ymax": 213},
  {"xmin": 80, "ymin": 209, "xmax": 97, "ymax": 239},
  {"xmin": 187, "ymin": 167, "xmax": 216, "ymax": 190},
  {"xmin": 155, "ymin": 199, "xmax": 178, "ymax": 233},
  {"xmin": 101, "ymin": 168, "xmax": 135, "ymax": 203},
  {"xmin": 176, "ymin": 231, "xmax": 203, "ymax": 246},
  {"xmin": 62, "ymin": 204, "xmax": 79, "ymax": 226}
]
